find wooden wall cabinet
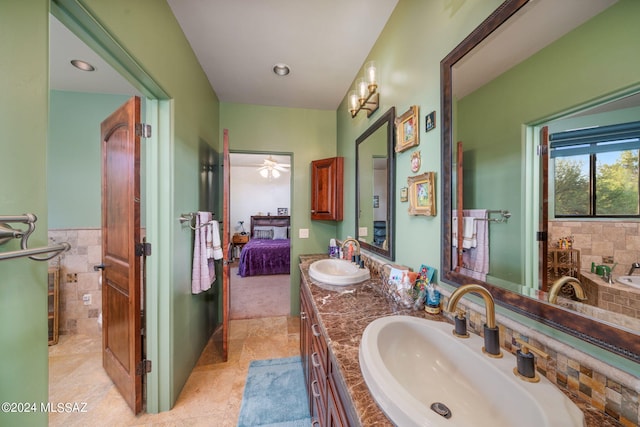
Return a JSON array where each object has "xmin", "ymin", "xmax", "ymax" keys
[
  {"xmin": 311, "ymin": 157, "xmax": 344, "ymax": 221},
  {"xmin": 301, "ymin": 282, "xmax": 349, "ymax": 426}
]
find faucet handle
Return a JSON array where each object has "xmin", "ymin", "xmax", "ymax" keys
[
  {"xmin": 514, "ymin": 338, "xmax": 549, "ymax": 382},
  {"xmin": 452, "ymin": 309, "xmax": 469, "ymax": 338}
]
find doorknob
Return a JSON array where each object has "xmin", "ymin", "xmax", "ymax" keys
[{"xmin": 93, "ymin": 263, "xmax": 106, "ymax": 271}]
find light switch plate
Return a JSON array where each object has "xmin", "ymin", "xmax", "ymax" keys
[
  {"xmin": 359, "ymin": 227, "xmax": 368, "ymax": 237},
  {"xmin": 299, "ymin": 228, "xmax": 309, "ymax": 239}
]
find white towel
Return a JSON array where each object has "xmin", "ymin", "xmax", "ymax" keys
[
  {"xmin": 191, "ymin": 211, "xmax": 222, "ymax": 294},
  {"xmin": 207, "ymin": 220, "xmax": 223, "ymax": 260},
  {"xmin": 452, "ymin": 215, "xmax": 477, "ymax": 249},
  {"xmin": 452, "ymin": 209, "xmax": 489, "ymax": 281}
]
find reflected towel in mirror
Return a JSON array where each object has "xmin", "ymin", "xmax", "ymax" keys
[{"xmin": 452, "ymin": 210, "xmax": 489, "ymax": 280}]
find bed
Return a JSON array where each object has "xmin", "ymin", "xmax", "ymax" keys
[{"xmin": 237, "ymin": 215, "xmax": 291, "ymax": 277}]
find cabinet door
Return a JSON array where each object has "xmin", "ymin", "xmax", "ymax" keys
[{"xmin": 311, "ymin": 157, "xmax": 344, "ymax": 221}]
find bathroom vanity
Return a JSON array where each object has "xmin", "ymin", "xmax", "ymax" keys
[{"xmin": 299, "ymin": 254, "xmax": 624, "ymax": 427}]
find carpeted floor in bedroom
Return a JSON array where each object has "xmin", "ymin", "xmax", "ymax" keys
[{"xmin": 229, "ymin": 265, "xmax": 291, "ymax": 319}]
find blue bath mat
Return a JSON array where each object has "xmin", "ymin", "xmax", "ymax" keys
[{"xmin": 237, "ymin": 356, "xmax": 311, "ymax": 427}]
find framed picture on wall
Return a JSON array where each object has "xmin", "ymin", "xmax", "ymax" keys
[
  {"xmin": 400, "ymin": 187, "xmax": 408, "ymax": 202},
  {"xmin": 425, "ymin": 111, "xmax": 436, "ymax": 132},
  {"xmin": 407, "ymin": 172, "xmax": 436, "ymax": 216},
  {"xmin": 277, "ymin": 208, "xmax": 288, "ymax": 215},
  {"xmin": 395, "ymin": 105, "xmax": 419, "ymax": 153}
]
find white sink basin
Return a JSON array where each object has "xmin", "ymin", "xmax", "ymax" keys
[
  {"xmin": 359, "ymin": 315, "xmax": 584, "ymax": 427},
  {"xmin": 308, "ymin": 258, "xmax": 370, "ymax": 286},
  {"xmin": 616, "ymin": 275, "xmax": 640, "ymax": 290}
]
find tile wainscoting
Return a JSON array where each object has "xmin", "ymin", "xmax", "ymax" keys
[
  {"xmin": 549, "ymin": 220, "xmax": 640, "ymax": 278},
  {"xmin": 48, "ymin": 229, "xmax": 102, "ymax": 337}
]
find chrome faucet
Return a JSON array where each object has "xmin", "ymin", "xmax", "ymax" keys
[
  {"xmin": 628, "ymin": 262, "xmax": 640, "ymax": 275},
  {"xmin": 604, "ymin": 263, "xmax": 618, "ymax": 284},
  {"xmin": 446, "ymin": 284, "xmax": 502, "ymax": 357},
  {"xmin": 548, "ymin": 276, "xmax": 587, "ymax": 304}
]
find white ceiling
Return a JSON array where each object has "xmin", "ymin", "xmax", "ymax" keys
[
  {"xmin": 49, "ymin": 15, "xmax": 140, "ymax": 96},
  {"xmin": 49, "ymin": 0, "xmax": 636, "ymax": 114},
  {"xmin": 49, "ymin": 1, "xmax": 399, "ymax": 110}
]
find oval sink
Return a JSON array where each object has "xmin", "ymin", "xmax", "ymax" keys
[
  {"xmin": 308, "ymin": 258, "xmax": 370, "ymax": 286},
  {"xmin": 616, "ymin": 275, "xmax": 640, "ymax": 290},
  {"xmin": 359, "ymin": 315, "xmax": 584, "ymax": 427}
]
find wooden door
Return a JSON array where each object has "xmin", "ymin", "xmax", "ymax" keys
[
  {"xmin": 311, "ymin": 157, "xmax": 344, "ymax": 221},
  {"xmin": 539, "ymin": 126, "xmax": 550, "ymax": 291},
  {"xmin": 221, "ymin": 129, "xmax": 230, "ymax": 361},
  {"xmin": 101, "ymin": 96, "xmax": 143, "ymax": 413}
]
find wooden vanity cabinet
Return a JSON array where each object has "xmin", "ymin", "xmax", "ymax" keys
[
  {"xmin": 301, "ymin": 282, "xmax": 350, "ymax": 426},
  {"xmin": 311, "ymin": 157, "xmax": 344, "ymax": 221}
]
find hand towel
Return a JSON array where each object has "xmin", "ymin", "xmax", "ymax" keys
[
  {"xmin": 452, "ymin": 209, "xmax": 489, "ymax": 280},
  {"xmin": 192, "ymin": 211, "xmax": 219, "ymax": 294}
]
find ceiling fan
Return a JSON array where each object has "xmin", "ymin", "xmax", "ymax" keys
[{"xmin": 257, "ymin": 155, "xmax": 290, "ymax": 179}]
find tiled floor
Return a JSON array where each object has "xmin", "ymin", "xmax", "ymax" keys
[{"xmin": 48, "ymin": 316, "xmax": 301, "ymax": 426}]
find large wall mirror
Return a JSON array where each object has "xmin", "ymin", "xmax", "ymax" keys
[
  {"xmin": 441, "ymin": 0, "xmax": 639, "ymax": 362},
  {"xmin": 356, "ymin": 107, "xmax": 396, "ymax": 260}
]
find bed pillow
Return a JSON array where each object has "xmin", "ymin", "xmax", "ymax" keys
[
  {"xmin": 253, "ymin": 226, "xmax": 273, "ymax": 239},
  {"xmin": 272, "ymin": 226, "xmax": 288, "ymax": 240}
]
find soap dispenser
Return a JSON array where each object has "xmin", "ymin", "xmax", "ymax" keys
[{"xmin": 514, "ymin": 338, "xmax": 549, "ymax": 383}]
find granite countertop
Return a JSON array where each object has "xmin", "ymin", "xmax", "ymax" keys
[{"xmin": 299, "ymin": 254, "xmax": 622, "ymax": 427}]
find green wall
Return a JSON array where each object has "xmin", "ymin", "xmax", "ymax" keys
[
  {"xmin": 75, "ymin": 0, "xmax": 222, "ymax": 411},
  {"xmin": 220, "ymin": 103, "xmax": 337, "ymax": 314},
  {"xmin": 48, "ymin": 90, "xmax": 131, "ymax": 228},
  {"xmin": 457, "ymin": 0, "xmax": 640, "ymax": 283},
  {"xmin": 336, "ymin": 0, "xmax": 504, "ymax": 272},
  {"xmin": 2, "ymin": 0, "xmax": 221, "ymax": 422},
  {"xmin": 0, "ymin": 1, "xmax": 50, "ymax": 426}
]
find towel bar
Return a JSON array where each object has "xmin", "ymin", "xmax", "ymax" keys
[
  {"xmin": 474, "ymin": 210, "xmax": 511, "ymax": 223},
  {"xmin": 0, "ymin": 213, "xmax": 71, "ymax": 262},
  {"xmin": 0, "ymin": 242, "xmax": 71, "ymax": 262}
]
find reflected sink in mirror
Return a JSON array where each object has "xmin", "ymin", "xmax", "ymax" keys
[
  {"xmin": 308, "ymin": 258, "xmax": 370, "ymax": 286},
  {"xmin": 616, "ymin": 276, "xmax": 640, "ymax": 290},
  {"xmin": 359, "ymin": 315, "xmax": 584, "ymax": 427}
]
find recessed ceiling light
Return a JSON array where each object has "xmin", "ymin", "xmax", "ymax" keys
[
  {"xmin": 70, "ymin": 59, "xmax": 95, "ymax": 72},
  {"xmin": 273, "ymin": 63, "xmax": 290, "ymax": 76}
]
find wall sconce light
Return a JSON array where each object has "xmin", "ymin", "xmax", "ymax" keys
[{"xmin": 349, "ymin": 61, "xmax": 379, "ymax": 118}]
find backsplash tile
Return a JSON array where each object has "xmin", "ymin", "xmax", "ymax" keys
[{"xmin": 360, "ymin": 251, "xmax": 639, "ymax": 427}]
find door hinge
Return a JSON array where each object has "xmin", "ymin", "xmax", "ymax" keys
[
  {"xmin": 136, "ymin": 359, "xmax": 152, "ymax": 376},
  {"xmin": 135, "ymin": 242, "xmax": 152, "ymax": 257},
  {"xmin": 536, "ymin": 145, "xmax": 548, "ymax": 156},
  {"xmin": 536, "ymin": 231, "xmax": 548, "ymax": 241},
  {"xmin": 135, "ymin": 123, "xmax": 152, "ymax": 138}
]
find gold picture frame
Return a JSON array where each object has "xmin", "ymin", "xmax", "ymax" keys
[
  {"xmin": 407, "ymin": 172, "xmax": 436, "ymax": 216},
  {"xmin": 395, "ymin": 105, "xmax": 419, "ymax": 152}
]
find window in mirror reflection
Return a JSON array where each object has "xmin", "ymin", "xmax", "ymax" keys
[{"xmin": 551, "ymin": 121, "xmax": 640, "ymax": 217}]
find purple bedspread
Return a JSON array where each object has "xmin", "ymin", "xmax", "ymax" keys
[{"xmin": 238, "ymin": 238, "xmax": 291, "ymax": 277}]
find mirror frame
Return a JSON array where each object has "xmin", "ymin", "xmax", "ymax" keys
[
  {"xmin": 356, "ymin": 106, "xmax": 396, "ymax": 260},
  {"xmin": 440, "ymin": 0, "xmax": 639, "ymax": 362}
]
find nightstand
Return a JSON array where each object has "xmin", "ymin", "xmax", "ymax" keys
[{"xmin": 232, "ymin": 233, "xmax": 249, "ymax": 260}]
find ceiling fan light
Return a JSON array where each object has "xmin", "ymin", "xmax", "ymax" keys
[
  {"xmin": 272, "ymin": 169, "xmax": 280, "ymax": 178},
  {"xmin": 259, "ymin": 169, "xmax": 269, "ymax": 178}
]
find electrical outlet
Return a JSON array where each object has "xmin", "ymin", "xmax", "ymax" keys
[{"xmin": 82, "ymin": 294, "xmax": 92, "ymax": 306}]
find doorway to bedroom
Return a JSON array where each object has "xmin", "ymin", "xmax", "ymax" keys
[{"xmin": 228, "ymin": 152, "xmax": 292, "ymax": 319}]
